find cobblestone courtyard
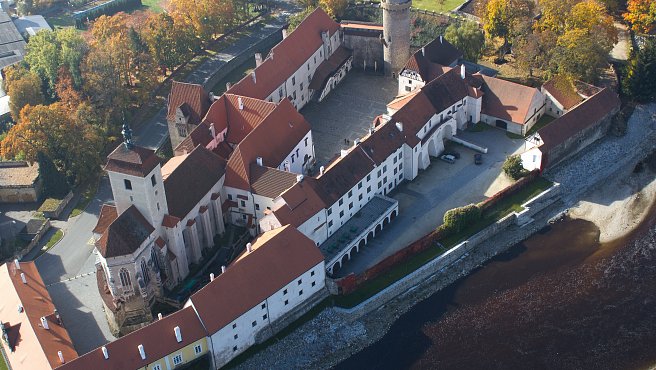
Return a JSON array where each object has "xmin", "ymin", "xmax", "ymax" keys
[{"xmin": 301, "ymin": 71, "xmax": 398, "ymax": 167}]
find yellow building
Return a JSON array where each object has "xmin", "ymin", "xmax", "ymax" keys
[{"xmin": 58, "ymin": 306, "xmax": 210, "ymax": 370}]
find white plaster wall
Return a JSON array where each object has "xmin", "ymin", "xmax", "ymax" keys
[
  {"xmin": 521, "ymin": 147, "xmax": 543, "ymax": 172},
  {"xmin": 277, "ymin": 131, "xmax": 315, "ymax": 174},
  {"xmin": 252, "ymin": 193, "xmax": 276, "ymax": 226},
  {"xmin": 297, "ymin": 209, "xmax": 327, "ymax": 246},
  {"xmin": 266, "ymin": 262, "xmax": 325, "ymax": 322}
]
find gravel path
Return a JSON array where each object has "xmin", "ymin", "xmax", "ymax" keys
[{"xmin": 235, "ymin": 103, "xmax": 656, "ymax": 370}]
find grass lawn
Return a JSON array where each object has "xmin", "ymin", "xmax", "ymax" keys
[
  {"xmin": 335, "ymin": 176, "xmax": 553, "ymax": 308},
  {"xmin": 210, "ymin": 58, "xmax": 256, "ymax": 95},
  {"xmin": 45, "ymin": 12, "xmax": 76, "ymax": 29},
  {"xmin": 412, "ymin": 0, "xmax": 464, "ymax": 12},
  {"xmin": 0, "ymin": 351, "xmax": 8, "ymax": 370},
  {"xmin": 526, "ymin": 115, "xmax": 555, "ymax": 137},
  {"xmin": 45, "ymin": 229, "xmax": 64, "ymax": 250},
  {"xmin": 140, "ymin": 0, "xmax": 165, "ymax": 12}
]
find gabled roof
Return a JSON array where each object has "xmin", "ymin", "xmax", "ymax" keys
[
  {"xmin": 479, "ymin": 75, "xmax": 542, "ymax": 124},
  {"xmin": 96, "ymin": 205, "xmax": 155, "ymax": 258},
  {"xmin": 360, "ymin": 119, "xmax": 405, "ymax": 165},
  {"xmin": 174, "ymin": 94, "xmax": 277, "ymax": 155},
  {"xmin": 0, "ymin": 262, "xmax": 77, "ymax": 370},
  {"xmin": 163, "ymin": 145, "xmax": 227, "ymax": 219},
  {"xmin": 189, "ymin": 225, "xmax": 324, "ymax": 334},
  {"xmin": 57, "ymin": 306, "xmax": 206, "ymax": 370},
  {"xmin": 387, "ymin": 90, "xmax": 420, "ymax": 111},
  {"xmin": 309, "ymin": 46, "xmax": 353, "ymax": 90},
  {"xmin": 0, "ymin": 10, "xmax": 26, "ymax": 69},
  {"xmin": 167, "ymin": 81, "xmax": 211, "ymax": 125},
  {"xmin": 317, "ymin": 147, "xmax": 376, "ymax": 205},
  {"xmin": 272, "ymin": 177, "xmax": 327, "ymax": 227},
  {"xmin": 93, "ymin": 204, "xmax": 118, "ymax": 235},
  {"xmin": 249, "ymin": 164, "xmax": 299, "ymax": 199},
  {"xmin": 538, "ymin": 88, "xmax": 620, "ymax": 153},
  {"xmin": 224, "ymin": 98, "xmax": 310, "ymax": 191},
  {"xmin": 402, "ymin": 36, "xmax": 462, "ymax": 81},
  {"xmin": 227, "ymin": 8, "xmax": 340, "ymax": 100},
  {"xmin": 542, "ymin": 76, "xmax": 583, "ymax": 110},
  {"xmin": 105, "ymin": 144, "xmax": 161, "ymax": 177}
]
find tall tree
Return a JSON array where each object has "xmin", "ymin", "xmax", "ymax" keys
[
  {"xmin": 319, "ymin": 0, "xmax": 348, "ymax": 19},
  {"xmin": 445, "ymin": 21, "xmax": 486, "ymax": 62},
  {"xmin": 622, "ymin": 39, "xmax": 656, "ymax": 102},
  {"xmin": 483, "ymin": 0, "xmax": 533, "ymax": 46},
  {"xmin": 142, "ymin": 13, "xmax": 197, "ymax": 74},
  {"xmin": 167, "ymin": 0, "xmax": 235, "ymax": 45},
  {"xmin": 37, "ymin": 151, "xmax": 70, "ymax": 198},
  {"xmin": 6, "ymin": 72, "xmax": 45, "ymax": 122},
  {"xmin": 623, "ymin": 0, "xmax": 656, "ymax": 34}
]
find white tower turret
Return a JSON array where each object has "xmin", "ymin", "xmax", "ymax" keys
[{"xmin": 382, "ymin": 0, "xmax": 411, "ymax": 77}]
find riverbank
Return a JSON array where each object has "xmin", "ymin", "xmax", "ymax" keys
[{"xmin": 233, "ymin": 103, "xmax": 656, "ymax": 369}]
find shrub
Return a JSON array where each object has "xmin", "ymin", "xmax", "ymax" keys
[
  {"xmin": 443, "ymin": 204, "xmax": 481, "ymax": 233},
  {"xmin": 503, "ymin": 155, "xmax": 525, "ymax": 180}
]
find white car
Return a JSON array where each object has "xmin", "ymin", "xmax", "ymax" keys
[{"xmin": 439, "ymin": 154, "xmax": 456, "ymax": 164}]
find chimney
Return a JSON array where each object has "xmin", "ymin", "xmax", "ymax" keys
[
  {"xmin": 226, "ymin": 82, "xmax": 232, "ymax": 91},
  {"xmin": 238, "ymin": 97, "xmax": 244, "ymax": 110},
  {"xmin": 251, "ymin": 71, "xmax": 257, "ymax": 84},
  {"xmin": 157, "ymin": 313, "xmax": 163, "ymax": 320},
  {"xmin": 256, "ymin": 157, "xmax": 263, "ymax": 166},
  {"xmin": 41, "ymin": 316, "xmax": 49, "ymax": 330},
  {"xmin": 174, "ymin": 326, "xmax": 182, "ymax": 343},
  {"xmin": 254, "ymin": 53, "xmax": 263, "ymax": 67},
  {"xmin": 353, "ymin": 139, "xmax": 360, "ymax": 147},
  {"xmin": 319, "ymin": 166, "xmax": 325, "ymax": 175},
  {"xmin": 440, "ymin": 35, "xmax": 443, "ymax": 43},
  {"xmin": 138, "ymin": 344, "xmax": 146, "ymax": 360},
  {"xmin": 270, "ymin": 51, "xmax": 274, "ymax": 60},
  {"xmin": 14, "ymin": 259, "xmax": 20, "ymax": 270},
  {"xmin": 340, "ymin": 149, "xmax": 349, "ymax": 158},
  {"xmin": 369, "ymin": 127, "xmax": 375, "ymax": 135},
  {"xmin": 54, "ymin": 309, "xmax": 61, "ymax": 324},
  {"xmin": 396, "ymin": 121, "xmax": 403, "ymax": 132},
  {"xmin": 20, "ymin": 273, "xmax": 26, "ymax": 284},
  {"xmin": 58, "ymin": 351, "xmax": 65, "ymax": 364},
  {"xmin": 296, "ymin": 174, "xmax": 304, "ymax": 183},
  {"xmin": 210, "ymin": 124, "xmax": 216, "ymax": 139},
  {"xmin": 421, "ymin": 47, "xmax": 425, "ymax": 56},
  {"xmin": 246, "ymin": 243, "xmax": 253, "ymax": 253},
  {"xmin": 210, "ymin": 273, "xmax": 215, "ymax": 281},
  {"xmin": 221, "ymin": 266, "xmax": 226, "ymax": 273},
  {"xmin": 460, "ymin": 64, "xmax": 466, "ymax": 80},
  {"xmin": 282, "ymin": 28, "xmax": 288, "ymax": 39}
]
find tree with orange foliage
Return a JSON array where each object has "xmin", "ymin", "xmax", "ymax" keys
[
  {"xmin": 623, "ymin": 0, "xmax": 656, "ymax": 34},
  {"xmin": 167, "ymin": 0, "xmax": 234, "ymax": 45},
  {"xmin": 319, "ymin": 0, "xmax": 348, "ymax": 19}
]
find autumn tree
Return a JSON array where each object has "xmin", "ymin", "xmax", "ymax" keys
[
  {"xmin": 55, "ymin": 67, "xmax": 82, "ymax": 110},
  {"xmin": 6, "ymin": 72, "xmax": 45, "ymax": 122},
  {"xmin": 37, "ymin": 151, "xmax": 70, "ymax": 198},
  {"xmin": 483, "ymin": 0, "xmax": 533, "ymax": 46},
  {"xmin": 623, "ymin": 0, "xmax": 656, "ymax": 34},
  {"xmin": 320, "ymin": 0, "xmax": 348, "ymax": 19},
  {"xmin": 24, "ymin": 28, "xmax": 87, "ymax": 94},
  {"xmin": 167, "ymin": 0, "xmax": 235, "ymax": 45},
  {"xmin": 142, "ymin": 13, "xmax": 196, "ymax": 74},
  {"xmin": 622, "ymin": 38, "xmax": 656, "ymax": 102},
  {"xmin": 445, "ymin": 21, "xmax": 486, "ymax": 62},
  {"xmin": 0, "ymin": 103, "xmax": 104, "ymax": 185}
]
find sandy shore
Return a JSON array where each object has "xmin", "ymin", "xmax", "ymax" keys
[{"xmin": 568, "ymin": 164, "xmax": 656, "ymax": 243}]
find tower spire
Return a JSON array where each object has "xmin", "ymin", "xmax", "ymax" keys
[{"xmin": 121, "ymin": 113, "xmax": 134, "ymax": 150}]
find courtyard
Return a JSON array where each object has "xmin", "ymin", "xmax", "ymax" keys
[{"xmin": 301, "ymin": 70, "xmax": 398, "ymax": 167}]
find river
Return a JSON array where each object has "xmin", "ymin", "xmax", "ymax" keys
[{"xmin": 336, "ymin": 207, "xmax": 656, "ymax": 369}]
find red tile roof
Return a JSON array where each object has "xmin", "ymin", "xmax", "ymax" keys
[
  {"xmin": 360, "ymin": 119, "xmax": 405, "ymax": 165},
  {"xmin": 479, "ymin": 75, "xmax": 541, "ymax": 124},
  {"xmin": 167, "ymin": 81, "xmax": 211, "ymax": 125},
  {"xmin": 105, "ymin": 144, "xmax": 161, "ymax": 177},
  {"xmin": 0, "ymin": 262, "xmax": 77, "ymax": 370},
  {"xmin": 340, "ymin": 21, "xmax": 383, "ymax": 31},
  {"xmin": 163, "ymin": 145, "xmax": 227, "ymax": 219},
  {"xmin": 542, "ymin": 76, "xmax": 584, "ymax": 110},
  {"xmin": 538, "ymin": 88, "xmax": 620, "ymax": 154},
  {"xmin": 249, "ymin": 164, "xmax": 298, "ymax": 198},
  {"xmin": 96, "ymin": 205, "xmax": 155, "ymax": 258},
  {"xmin": 57, "ymin": 306, "xmax": 207, "ymax": 370},
  {"xmin": 189, "ymin": 225, "xmax": 324, "ymax": 334},
  {"xmin": 227, "ymin": 8, "xmax": 340, "ymax": 100},
  {"xmin": 317, "ymin": 147, "xmax": 376, "ymax": 205},
  {"xmin": 162, "ymin": 214, "xmax": 180, "ymax": 228},
  {"xmin": 272, "ymin": 177, "xmax": 327, "ymax": 227},
  {"xmin": 387, "ymin": 90, "xmax": 419, "ymax": 111},
  {"xmin": 309, "ymin": 46, "xmax": 353, "ymax": 90},
  {"xmin": 224, "ymin": 99, "xmax": 310, "ymax": 191},
  {"xmin": 93, "ymin": 204, "xmax": 117, "ymax": 235}
]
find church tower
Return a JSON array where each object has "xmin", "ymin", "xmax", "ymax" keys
[
  {"xmin": 382, "ymin": 0, "xmax": 411, "ymax": 77},
  {"xmin": 105, "ymin": 122, "xmax": 169, "ymax": 231}
]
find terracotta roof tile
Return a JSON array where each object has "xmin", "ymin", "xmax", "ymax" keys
[
  {"xmin": 163, "ymin": 145, "xmax": 227, "ymax": 219},
  {"xmin": 57, "ymin": 306, "xmax": 206, "ymax": 370},
  {"xmin": 167, "ymin": 81, "xmax": 211, "ymax": 125},
  {"xmin": 402, "ymin": 37, "xmax": 461, "ymax": 81},
  {"xmin": 0, "ymin": 162, "xmax": 40, "ymax": 187},
  {"xmin": 96, "ymin": 205, "xmax": 155, "ymax": 258},
  {"xmin": 387, "ymin": 90, "xmax": 419, "ymax": 111},
  {"xmin": 224, "ymin": 99, "xmax": 310, "ymax": 191},
  {"xmin": 479, "ymin": 75, "xmax": 541, "ymax": 124},
  {"xmin": 317, "ymin": 147, "xmax": 375, "ymax": 205},
  {"xmin": 309, "ymin": 46, "xmax": 352, "ymax": 90},
  {"xmin": 538, "ymin": 88, "xmax": 620, "ymax": 154},
  {"xmin": 360, "ymin": 119, "xmax": 405, "ymax": 165},
  {"xmin": 189, "ymin": 225, "xmax": 324, "ymax": 334},
  {"xmin": 227, "ymin": 8, "xmax": 340, "ymax": 100},
  {"xmin": 162, "ymin": 214, "xmax": 180, "ymax": 228},
  {"xmin": 273, "ymin": 177, "xmax": 327, "ymax": 227},
  {"xmin": 105, "ymin": 144, "xmax": 161, "ymax": 177},
  {"xmin": 542, "ymin": 76, "xmax": 584, "ymax": 110},
  {"xmin": 249, "ymin": 164, "xmax": 298, "ymax": 198},
  {"xmin": 0, "ymin": 262, "xmax": 78, "ymax": 369},
  {"xmin": 155, "ymin": 237, "xmax": 166, "ymax": 249},
  {"xmin": 93, "ymin": 204, "xmax": 118, "ymax": 235}
]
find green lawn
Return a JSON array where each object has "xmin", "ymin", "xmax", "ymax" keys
[
  {"xmin": 140, "ymin": 0, "xmax": 166, "ymax": 12},
  {"xmin": 45, "ymin": 12, "xmax": 76, "ymax": 29},
  {"xmin": 0, "ymin": 349, "xmax": 8, "ymax": 370},
  {"xmin": 526, "ymin": 115, "xmax": 555, "ymax": 137},
  {"xmin": 412, "ymin": 0, "xmax": 464, "ymax": 13},
  {"xmin": 335, "ymin": 176, "xmax": 554, "ymax": 308},
  {"xmin": 45, "ymin": 229, "xmax": 64, "ymax": 250},
  {"xmin": 70, "ymin": 184, "xmax": 96, "ymax": 218}
]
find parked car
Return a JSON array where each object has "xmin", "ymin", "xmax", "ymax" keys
[
  {"xmin": 474, "ymin": 153, "xmax": 483, "ymax": 165},
  {"xmin": 440, "ymin": 154, "xmax": 456, "ymax": 164},
  {"xmin": 444, "ymin": 150, "xmax": 461, "ymax": 159}
]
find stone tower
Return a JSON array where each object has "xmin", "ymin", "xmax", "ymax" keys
[{"xmin": 382, "ymin": 0, "xmax": 411, "ymax": 77}]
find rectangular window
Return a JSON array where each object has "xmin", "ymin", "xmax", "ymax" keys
[
  {"xmin": 311, "ymin": 270, "xmax": 315, "ymax": 277},
  {"xmin": 240, "ymin": 200, "xmax": 246, "ymax": 207},
  {"xmin": 358, "ymin": 182, "xmax": 362, "ymax": 189},
  {"xmin": 367, "ymin": 186, "xmax": 371, "ymax": 193},
  {"xmin": 285, "ymin": 299, "xmax": 289, "ymax": 305},
  {"xmin": 339, "ymin": 210, "xmax": 344, "ymax": 218},
  {"xmin": 328, "ymin": 220, "xmax": 333, "ymax": 227},
  {"xmin": 252, "ymin": 321, "xmax": 257, "ymax": 327},
  {"xmin": 124, "ymin": 179, "xmax": 132, "ymax": 190},
  {"xmin": 234, "ymin": 334, "xmax": 238, "ymax": 339},
  {"xmin": 399, "ymin": 163, "xmax": 403, "ymax": 170},
  {"xmin": 398, "ymin": 152, "xmax": 402, "ymax": 159},
  {"xmin": 348, "ymin": 202, "xmax": 353, "ymax": 210},
  {"xmin": 348, "ymin": 190, "xmax": 353, "ymax": 198},
  {"xmin": 394, "ymin": 168, "xmax": 397, "ymax": 175},
  {"xmin": 393, "ymin": 156, "xmax": 397, "ymax": 164},
  {"xmin": 233, "ymin": 346, "xmax": 238, "ymax": 352},
  {"xmin": 383, "ymin": 165, "xmax": 387, "ymax": 172},
  {"xmin": 378, "ymin": 181, "xmax": 382, "ymax": 189},
  {"xmin": 255, "ymin": 204, "xmax": 260, "ymax": 210},
  {"xmin": 304, "ymin": 137, "xmax": 308, "ymax": 146},
  {"xmin": 292, "ymin": 76, "xmax": 296, "ymax": 85},
  {"xmin": 293, "ymin": 91, "xmax": 297, "ymax": 100},
  {"xmin": 283, "ymin": 289, "xmax": 288, "ymax": 295},
  {"xmin": 367, "ymin": 174, "xmax": 371, "ymax": 181},
  {"xmin": 263, "ymin": 314, "xmax": 268, "ymax": 320},
  {"xmin": 359, "ymin": 194, "xmax": 363, "ymax": 201},
  {"xmin": 298, "ymin": 279, "xmax": 302, "ymax": 285},
  {"xmin": 279, "ymin": 87, "xmax": 283, "ymax": 96},
  {"xmin": 300, "ymin": 82, "xmax": 304, "ymax": 91},
  {"xmin": 327, "ymin": 208, "xmax": 332, "ymax": 216},
  {"xmin": 261, "ymin": 303, "xmax": 266, "ymax": 309},
  {"xmin": 339, "ymin": 199, "xmax": 343, "ymax": 206},
  {"xmin": 153, "ymin": 365, "xmax": 162, "ymax": 370},
  {"xmin": 405, "ymin": 86, "xmax": 411, "ymax": 92},
  {"xmin": 232, "ymin": 323, "xmax": 237, "ymax": 329},
  {"xmin": 151, "ymin": 175, "xmax": 156, "ymax": 186},
  {"xmin": 228, "ymin": 194, "xmax": 233, "ymax": 200},
  {"xmin": 299, "ymin": 290, "xmax": 303, "ymax": 296},
  {"xmin": 312, "ymin": 281, "xmax": 316, "ymax": 287},
  {"xmin": 377, "ymin": 170, "xmax": 381, "ymax": 177},
  {"xmin": 194, "ymin": 344, "xmax": 202, "ymax": 354},
  {"xmin": 173, "ymin": 354, "xmax": 183, "ymax": 365}
]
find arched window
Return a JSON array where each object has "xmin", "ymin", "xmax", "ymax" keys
[
  {"xmin": 141, "ymin": 259, "xmax": 150, "ymax": 285},
  {"xmin": 119, "ymin": 268, "xmax": 131, "ymax": 288},
  {"xmin": 150, "ymin": 248, "xmax": 160, "ymax": 272}
]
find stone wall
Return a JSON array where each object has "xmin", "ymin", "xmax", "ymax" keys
[
  {"xmin": 343, "ymin": 33, "xmax": 384, "ymax": 73},
  {"xmin": 0, "ymin": 183, "xmax": 41, "ymax": 203}
]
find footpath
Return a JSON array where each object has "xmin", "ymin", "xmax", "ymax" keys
[{"xmin": 234, "ymin": 104, "xmax": 656, "ymax": 369}]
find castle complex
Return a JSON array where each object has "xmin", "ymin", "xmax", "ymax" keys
[{"xmin": 0, "ymin": 6, "xmax": 620, "ymax": 370}]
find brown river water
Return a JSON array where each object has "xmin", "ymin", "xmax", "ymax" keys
[{"xmin": 336, "ymin": 206, "xmax": 656, "ymax": 369}]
